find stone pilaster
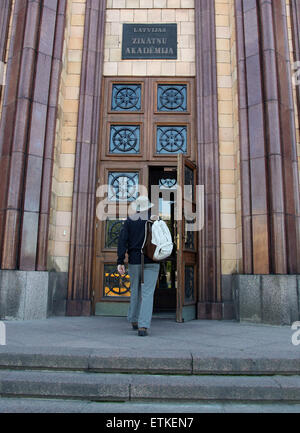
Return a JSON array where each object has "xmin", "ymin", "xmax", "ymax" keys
[
  {"xmin": 66, "ymin": 0, "xmax": 106, "ymax": 316},
  {"xmin": 235, "ymin": 0, "xmax": 300, "ymax": 275}
]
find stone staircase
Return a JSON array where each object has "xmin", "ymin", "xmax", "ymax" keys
[{"xmin": 0, "ymin": 346, "xmax": 300, "ymax": 411}]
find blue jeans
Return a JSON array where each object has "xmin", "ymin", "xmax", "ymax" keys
[{"xmin": 127, "ymin": 263, "xmax": 160, "ymax": 329}]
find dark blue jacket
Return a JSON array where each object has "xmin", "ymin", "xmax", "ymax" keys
[{"xmin": 117, "ymin": 211, "xmax": 155, "ymax": 265}]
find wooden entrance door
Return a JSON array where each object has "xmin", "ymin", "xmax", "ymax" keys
[
  {"xmin": 176, "ymin": 154, "xmax": 198, "ymax": 322},
  {"xmin": 93, "ymin": 77, "xmax": 197, "ymax": 317}
]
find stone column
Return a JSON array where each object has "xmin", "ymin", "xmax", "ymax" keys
[
  {"xmin": 234, "ymin": 0, "xmax": 300, "ymax": 324},
  {"xmin": 290, "ymin": 0, "xmax": 300, "ymax": 189},
  {"xmin": 66, "ymin": 0, "xmax": 106, "ymax": 316},
  {"xmin": 291, "ymin": 0, "xmax": 300, "ymax": 109},
  {"xmin": 195, "ymin": 0, "xmax": 222, "ymax": 319},
  {"xmin": 235, "ymin": 0, "xmax": 300, "ymax": 275},
  {"xmin": 0, "ymin": 0, "xmax": 67, "ymax": 320}
]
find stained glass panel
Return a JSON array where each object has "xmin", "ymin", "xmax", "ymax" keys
[
  {"xmin": 108, "ymin": 172, "xmax": 139, "ymax": 202},
  {"xmin": 156, "ymin": 126, "xmax": 187, "ymax": 154},
  {"xmin": 157, "ymin": 84, "xmax": 187, "ymax": 112},
  {"xmin": 104, "ymin": 265, "xmax": 131, "ymax": 297},
  {"xmin": 105, "ymin": 219, "xmax": 125, "ymax": 248},
  {"xmin": 109, "ymin": 125, "xmax": 140, "ymax": 154},
  {"xmin": 111, "ymin": 84, "xmax": 141, "ymax": 111},
  {"xmin": 184, "ymin": 265, "xmax": 194, "ymax": 303},
  {"xmin": 159, "ymin": 173, "xmax": 177, "ymax": 190}
]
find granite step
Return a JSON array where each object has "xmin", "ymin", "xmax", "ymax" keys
[
  {"xmin": 0, "ymin": 369, "xmax": 300, "ymax": 402},
  {"xmin": 1, "ymin": 398, "xmax": 300, "ymax": 413},
  {"xmin": 0, "ymin": 346, "xmax": 299, "ymax": 376}
]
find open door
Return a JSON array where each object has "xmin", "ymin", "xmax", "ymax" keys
[{"xmin": 176, "ymin": 154, "xmax": 198, "ymax": 322}]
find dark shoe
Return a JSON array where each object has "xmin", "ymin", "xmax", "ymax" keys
[
  {"xmin": 132, "ymin": 322, "xmax": 138, "ymax": 330},
  {"xmin": 138, "ymin": 328, "xmax": 148, "ymax": 336}
]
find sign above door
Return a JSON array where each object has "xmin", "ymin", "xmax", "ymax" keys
[{"xmin": 122, "ymin": 24, "xmax": 177, "ymax": 59}]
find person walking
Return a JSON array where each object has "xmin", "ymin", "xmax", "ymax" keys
[{"xmin": 117, "ymin": 196, "xmax": 160, "ymax": 336}]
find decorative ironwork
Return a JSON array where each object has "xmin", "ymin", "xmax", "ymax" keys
[
  {"xmin": 111, "ymin": 84, "xmax": 141, "ymax": 111},
  {"xmin": 156, "ymin": 126, "xmax": 187, "ymax": 154},
  {"xmin": 159, "ymin": 176, "xmax": 177, "ymax": 190},
  {"xmin": 109, "ymin": 125, "xmax": 140, "ymax": 154},
  {"xmin": 105, "ymin": 219, "xmax": 125, "ymax": 248},
  {"xmin": 184, "ymin": 265, "xmax": 194, "ymax": 303},
  {"xmin": 104, "ymin": 265, "xmax": 131, "ymax": 297},
  {"xmin": 157, "ymin": 84, "xmax": 187, "ymax": 112},
  {"xmin": 108, "ymin": 172, "xmax": 139, "ymax": 202}
]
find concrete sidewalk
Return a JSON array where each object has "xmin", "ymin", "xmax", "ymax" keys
[{"xmin": 0, "ymin": 316, "xmax": 299, "ymax": 363}]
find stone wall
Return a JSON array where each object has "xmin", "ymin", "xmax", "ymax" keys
[
  {"xmin": 48, "ymin": 0, "xmax": 244, "ymax": 279},
  {"xmin": 49, "ymin": 0, "xmax": 86, "ymax": 273},
  {"xmin": 104, "ymin": 0, "xmax": 195, "ymax": 76},
  {"xmin": 215, "ymin": 0, "xmax": 241, "ymax": 276},
  {"xmin": 48, "ymin": 0, "xmax": 299, "ymax": 281}
]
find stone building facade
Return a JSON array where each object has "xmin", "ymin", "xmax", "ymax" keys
[{"xmin": 0, "ymin": 0, "xmax": 299, "ymax": 324}]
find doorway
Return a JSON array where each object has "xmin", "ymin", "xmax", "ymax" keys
[
  {"xmin": 149, "ymin": 166, "xmax": 177, "ymax": 316},
  {"xmin": 93, "ymin": 76, "xmax": 197, "ymax": 321}
]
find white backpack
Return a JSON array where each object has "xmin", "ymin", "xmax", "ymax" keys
[{"xmin": 142, "ymin": 218, "xmax": 174, "ymax": 262}]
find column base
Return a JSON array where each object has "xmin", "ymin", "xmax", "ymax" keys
[
  {"xmin": 233, "ymin": 274, "xmax": 300, "ymax": 325},
  {"xmin": 0, "ymin": 270, "xmax": 68, "ymax": 320}
]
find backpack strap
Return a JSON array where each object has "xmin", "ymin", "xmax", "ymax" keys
[
  {"xmin": 141, "ymin": 220, "xmax": 152, "ymax": 284},
  {"xmin": 141, "ymin": 250, "xmax": 145, "ymax": 285}
]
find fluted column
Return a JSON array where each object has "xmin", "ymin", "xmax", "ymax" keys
[
  {"xmin": 290, "ymin": 1, "xmax": 300, "ymax": 251},
  {"xmin": 0, "ymin": 0, "xmax": 67, "ymax": 270},
  {"xmin": 291, "ymin": 1, "xmax": 300, "ymax": 116},
  {"xmin": 66, "ymin": 0, "xmax": 106, "ymax": 316},
  {"xmin": 235, "ymin": 0, "xmax": 300, "ymax": 274},
  {"xmin": 195, "ymin": 0, "xmax": 222, "ymax": 319}
]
